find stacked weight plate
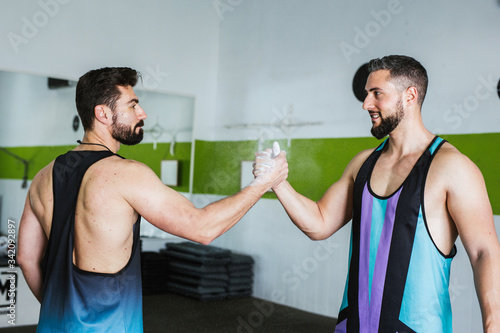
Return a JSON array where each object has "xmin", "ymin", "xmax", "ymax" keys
[
  {"xmin": 227, "ymin": 253, "xmax": 254, "ymax": 299},
  {"xmin": 161, "ymin": 242, "xmax": 254, "ymax": 301}
]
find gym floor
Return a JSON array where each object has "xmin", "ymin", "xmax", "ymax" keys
[{"xmin": 0, "ymin": 293, "xmax": 337, "ymax": 332}]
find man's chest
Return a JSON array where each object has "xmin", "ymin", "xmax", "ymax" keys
[{"xmin": 369, "ymin": 154, "xmax": 421, "ymax": 197}]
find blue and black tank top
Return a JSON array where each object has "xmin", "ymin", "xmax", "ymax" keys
[
  {"xmin": 37, "ymin": 150, "xmax": 143, "ymax": 332},
  {"xmin": 335, "ymin": 136, "xmax": 456, "ymax": 333}
]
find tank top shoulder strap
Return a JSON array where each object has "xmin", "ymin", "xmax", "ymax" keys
[
  {"xmin": 375, "ymin": 137, "xmax": 389, "ymax": 152},
  {"xmin": 427, "ymin": 136, "xmax": 446, "ymax": 156},
  {"xmin": 354, "ymin": 138, "xmax": 388, "ymax": 187}
]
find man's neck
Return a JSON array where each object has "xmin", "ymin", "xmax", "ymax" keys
[
  {"xmin": 77, "ymin": 132, "xmax": 120, "ymax": 153},
  {"xmin": 385, "ymin": 122, "xmax": 434, "ymax": 158}
]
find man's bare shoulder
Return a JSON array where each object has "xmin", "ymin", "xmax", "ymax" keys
[
  {"xmin": 92, "ymin": 155, "xmax": 148, "ymax": 169},
  {"xmin": 83, "ymin": 156, "xmax": 165, "ymax": 201},
  {"xmin": 434, "ymin": 142, "xmax": 477, "ymax": 168},
  {"xmin": 86, "ymin": 155, "xmax": 156, "ymax": 183},
  {"xmin": 344, "ymin": 147, "xmax": 377, "ymax": 178},
  {"xmin": 83, "ymin": 155, "xmax": 185, "ymax": 224},
  {"xmin": 432, "ymin": 142, "xmax": 484, "ymax": 183},
  {"xmin": 28, "ymin": 160, "xmax": 56, "ymax": 229},
  {"xmin": 352, "ymin": 147, "xmax": 377, "ymax": 163},
  {"xmin": 30, "ymin": 160, "xmax": 55, "ymax": 196}
]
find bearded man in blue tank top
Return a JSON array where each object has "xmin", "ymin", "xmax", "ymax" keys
[
  {"xmin": 17, "ymin": 67, "xmax": 288, "ymax": 332},
  {"xmin": 255, "ymin": 55, "xmax": 500, "ymax": 332}
]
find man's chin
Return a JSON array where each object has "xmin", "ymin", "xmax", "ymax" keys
[
  {"xmin": 371, "ymin": 127, "xmax": 387, "ymax": 140},
  {"xmin": 124, "ymin": 141, "xmax": 142, "ymax": 146},
  {"xmin": 126, "ymin": 137, "xmax": 143, "ymax": 146},
  {"xmin": 117, "ymin": 134, "xmax": 144, "ymax": 146}
]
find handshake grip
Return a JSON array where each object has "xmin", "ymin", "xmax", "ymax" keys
[{"xmin": 250, "ymin": 141, "xmax": 286, "ymax": 189}]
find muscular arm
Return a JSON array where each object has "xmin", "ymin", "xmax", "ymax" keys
[
  {"xmin": 18, "ymin": 193, "xmax": 47, "ymax": 303},
  {"xmin": 270, "ymin": 149, "xmax": 371, "ymax": 240},
  {"xmin": 122, "ymin": 152, "xmax": 288, "ymax": 245},
  {"xmin": 444, "ymin": 151, "xmax": 500, "ymax": 332}
]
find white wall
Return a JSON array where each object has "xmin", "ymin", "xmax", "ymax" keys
[
  {"xmin": 0, "ymin": 0, "xmax": 220, "ymax": 143},
  {"xmin": 214, "ymin": 0, "xmax": 500, "ymax": 142}
]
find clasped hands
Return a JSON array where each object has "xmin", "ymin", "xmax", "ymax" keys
[{"xmin": 251, "ymin": 142, "xmax": 288, "ymax": 191}]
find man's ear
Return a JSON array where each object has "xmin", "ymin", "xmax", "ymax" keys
[
  {"xmin": 94, "ymin": 105, "xmax": 112, "ymax": 125},
  {"xmin": 404, "ymin": 86, "xmax": 419, "ymax": 107}
]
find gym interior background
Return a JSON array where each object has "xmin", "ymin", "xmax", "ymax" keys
[{"xmin": 0, "ymin": 1, "xmax": 499, "ymax": 332}]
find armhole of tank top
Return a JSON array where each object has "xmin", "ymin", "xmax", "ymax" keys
[
  {"xmin": 47, "ymin": 155, "xmax": 65, "ymax": 242},
  {"xmin": 48, "ymin": 164, "xmax": 57, "ymax": 243},
  {"xmin": 42, "ymin": 159, "xmax": 61, "ymax": 266},
  {"xmin": 420, "ymin": 139, "xmax": 456, "ymax": 259},
  {"xmin": 72, "ymin": 219, "xmax": 141, "ymax": 277}
]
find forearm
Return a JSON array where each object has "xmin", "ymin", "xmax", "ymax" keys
[
  {"xmin": 189, "ymin": 182, "xmax": 269, "ymax": 244},
  {"xmin": 471, "ymin": 249, "xmax": 500, "ymax": 332},
  {"xmin": 273, "ymin": 181, "xmax": 330, "ymax": 240},
  {"xmin": 152, "ymin": 148, "xmax": 288, "ymax": 243}
]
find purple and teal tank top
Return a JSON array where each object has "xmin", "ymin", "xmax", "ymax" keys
[
  {"xmin": 335, "ymin": 136, "xmax": 456, "ymax": 333},
  {"xmin": 37, "ymin": 150, "xmax": 143, "ymax": 332}
]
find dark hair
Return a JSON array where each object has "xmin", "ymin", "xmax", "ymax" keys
[
  {"xmin": 367, "ymin": 55, "xmax": 428, "ymax": 106},
  {"xmin": 75, "ymin": 67, "xmax": 140, "ymax": 131}
]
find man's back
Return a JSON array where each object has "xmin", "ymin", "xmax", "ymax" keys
[
  {"xmin": 74, "ymin": 152, "xmax": 141, "ymax": 273},
  {"xmin": 34, "ymin": 150, "xmax": 143, "ymax": 332},
  {"xmin": 30, "ymin": 149, "xmax": 139, "ymax": 273}
]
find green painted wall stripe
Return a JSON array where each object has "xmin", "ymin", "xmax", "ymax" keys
[
  {"xmin": 193, "ymin": 133, "xmax": 500, "ymax": 214},
  {"xmin": 0, "ymin": 145, "xmax": 74, "ymax": 180},
  {"xmin": 0, "ymin": 142, "xmax": 191, "ymax": 193},
  {"xmin": 1, "ymin": 134, "xmax": 499, "ymax": 214},
  {"xmin": 192, "ymin": 137, "xmax": 379, "ymax": 200}
]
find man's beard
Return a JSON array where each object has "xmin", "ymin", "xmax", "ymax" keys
[
  {"xmin": 111, "ymin": 113, "xmax": 144, "ymax": 146},
  {"xmin": 371, "ymin": 100, "xmax": 404, "ymax": 140}
]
